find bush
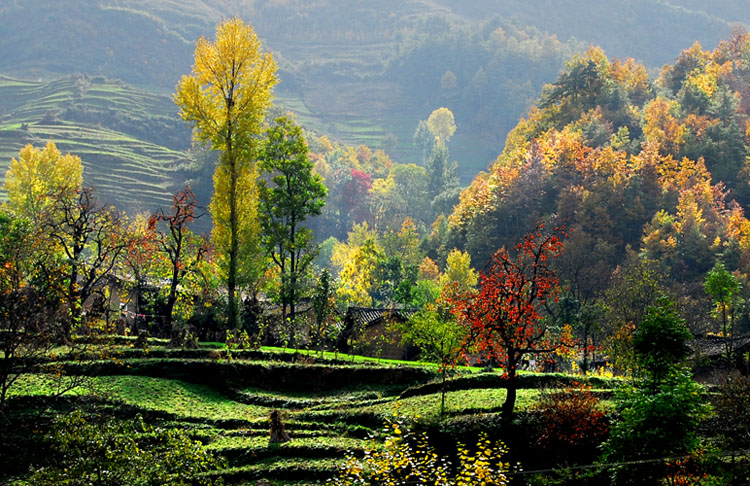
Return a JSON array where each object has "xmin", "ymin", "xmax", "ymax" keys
[
  {"xmin": 533, "ymin": 382, "xmax": 609, "ymax": 465},
  {"xmin": 327, "ymin": 415, "xmax": 516, "ymax": 485},
  {"xmin": 31, "ymin": 410, "xmax": 223, "ymax": 485},
  {"xmin": 601, "ymin": 300, "xmax": 710, "ymax": 485}
]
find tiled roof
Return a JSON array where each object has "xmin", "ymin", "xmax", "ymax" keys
[
  {"xmin": 345, "ymin": 306, "xmax": 418, "ymax": 327},
  {"xmin": 690, "ymin": 335, "xmax": 750, "ymax": 358}
]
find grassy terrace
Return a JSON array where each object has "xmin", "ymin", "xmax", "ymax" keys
[{"xmin": 1, "ymin": 339, "xmax": 618, "ymax": 485}]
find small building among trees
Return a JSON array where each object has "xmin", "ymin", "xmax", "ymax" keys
[
  {"xmin": 336, "ymin": 306, "xmax": 418, "ymax": 360},
  {"xmin": 691, "ymin": 335, "xmax": 750, "ymax": 380}
]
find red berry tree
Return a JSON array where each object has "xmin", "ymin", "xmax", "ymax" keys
[{"xmin": 449, "ymin": 222, "xmax": 567, "ymax": 417}]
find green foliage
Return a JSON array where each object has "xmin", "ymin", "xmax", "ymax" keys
[
  {"xmin": 704, "ymin": 262, "xmax": 743, "ymax": 354},
  {"xmin": 400, "ymin": 309, "xmax": 464, "ymax": 365},
  {"xmin": 31, "ymin": 410, "xmax": 223, "ymax": 485},
  {"xmin": 410, "ymin": 279, "xmax": 441, "ymax": 307},
  {"xmin": 258, "ymin": 116, "xmax": 327, "ymax": 323},
  {"xmin": 0, "ymin": 210, "xmax": 35, "ymax": 292},
  {"xmin": 603, "ymin": 253, "xmax": 667, "ymax": 373},
  {"xmin": 398, "ymin": 305, "xmax": 468, "ymax": 414},
  {"xmin": 327, "ymin": 415, "xmax": 513, "ymax": 485},
  {"xmin": 225, "ymin": 329, "xmax": 255, "ymax": 351},
  {"xmin": 632, "ymin": 297, "xmax": 693, "ymax": 380},
  {"xmin": 602, "ymin": 369, "xmax": 710, "ymax": 485},
  {"xmin": 602, "ymin": 299, "xmax": 710, "ymax": 486}
]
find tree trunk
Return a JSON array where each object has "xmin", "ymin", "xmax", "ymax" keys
[
  {"xmin": 581, "ymin": 326, "xmax": 589, "ymax": 375},
  {"xmin": 165, "ymin": 283, "xmax": 178, "ymax": 333},
  {"xmin": 0, "ymin": 380, "xmax": 8, "ymax": 415},
  {"xmin": 227, "ymin": 144, "xmax": 240, "ymax": 330},
  {"xmin": 502, "ymin": 381, "xmax": 517, "ymax": 418},
  {"xmin": 502, "ymin": 361, "xmax": 518, "ymax": 418},
  {"xmin": 440, "ymin": 367, "xmax": 447, "ymax": 416},
  {"xmin": 65, "ymin": 264, "xmax": 80, "ymax": 341},
  {"xmin": 289, "ymin": 219, "xmax": 297, "ymax": 346}
]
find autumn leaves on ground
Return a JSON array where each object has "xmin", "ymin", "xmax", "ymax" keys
[{"xmin": 4, "ymin": 12, "xmax": 750, "ymax": 486}]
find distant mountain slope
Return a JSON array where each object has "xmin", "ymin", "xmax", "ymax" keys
[
  {"xmin": 430, "ymin": 0, "xmax": 733, "ymax": 67},
  {"xmin": 1, "ymin": 1, "xmax": 735, "ymax": 87},
  {"xmin": 0, "ymin": 0, "xmax": 743, "ymax": 210},
  {"xmin": 0, "ymin": 75, "xmax": 192, "ymax": 211},
  {"xmin": 665, "ymin": 0, "xmax": 750, "ymax": 25}
]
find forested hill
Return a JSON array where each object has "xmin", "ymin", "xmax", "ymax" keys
[
  {"xmin": 445, "ymin": 30, "xmax": 750, "ymax": 333},
  {"xmin": 0, "ymin": 0, "xmax": 741, "ymax": 183}
]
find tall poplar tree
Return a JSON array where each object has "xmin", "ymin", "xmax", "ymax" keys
[
  {"xmin": 175, "ymin": 18, "xmax": 277, "ymax": 328},
  {"xmin": 258, "ymin": 117, "xmax": 327, "ymax": 325}
]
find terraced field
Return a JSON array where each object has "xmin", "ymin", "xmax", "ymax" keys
[
  {"xmin": 2, "ymin": 343, "xmax": 618, "ymax": 485},
  {"xmin": 0, "ymin": 75, "xmax": 192, "ymax": 211}
]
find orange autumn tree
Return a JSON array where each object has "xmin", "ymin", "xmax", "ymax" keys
[{"xmin": 449, "ymin": 222, "xmax": 568, "ymax": 418}]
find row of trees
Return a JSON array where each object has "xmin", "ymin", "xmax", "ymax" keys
[
  {"xmin": 302, "ymin": 105, "xmax": 461, "ymax": 243},
  {"xmin": 1, "ymin": 19, "xmax": 478, "ymax": 393}
]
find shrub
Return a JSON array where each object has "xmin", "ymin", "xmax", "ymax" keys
[
  {"xmin": 534, "ymin": 382, "xmax": 609, "ymax": 464},
  {"xmin": 601, "ymin": 299, "xmax": 710, "ymax": 486},
  {"xmin": 327, "ymin": 414, "xmax": 516, "ymax": 485},
  {"xmin": 31, "ymin": 410, "xmax": 223, "ymax": 485},
  {"xmin": 225, "ymin": 328, "xmax": 255, "ymax": 350}
]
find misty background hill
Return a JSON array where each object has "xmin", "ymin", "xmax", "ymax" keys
[{"xmin": 0, "ymin": 0, "xmax": 744, "ymax": 212}]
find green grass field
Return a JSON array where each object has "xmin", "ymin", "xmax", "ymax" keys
[{"xmin": 3, "ymin": 340, "xmax": 618, "ymax": 485}]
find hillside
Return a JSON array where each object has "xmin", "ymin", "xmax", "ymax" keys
[
  {"xmin": 0, "ymin": 75, "xmax": 192, "ymax": 210},
  {"xmin": 443, "ymin": 28, "xmax": 750, "ymax": 338},
  {"xmin": 0, "ymin": 0, "xmax": 741, "ymax": 196}
]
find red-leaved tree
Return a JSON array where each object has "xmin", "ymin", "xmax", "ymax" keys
[{"xmin": 449, "ymin": 222, "xmax": 568, "ymax": 417}]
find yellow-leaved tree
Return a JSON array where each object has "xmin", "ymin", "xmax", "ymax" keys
[
  {"xmin": 427, "ymin": 107, "xmax": 457, "ymax": 146},
  {"xmin": 439, "ymin": 248, "xmax": 478, "ymax": 301},
  {"xmin": 175, "ymin": 17, "xmax": 277, "ymax": 328},
  {"xmin": 332, "ymin": 222, "xmax": 381, "ymax": 306},
  {"xmin": 4, "ymin": 141, "xmax": 83, "ymax": 223}
]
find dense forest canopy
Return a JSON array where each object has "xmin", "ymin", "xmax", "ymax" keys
[{"xmin": 445, "ymin": 29, "xmax": 750, "ymax": 338}]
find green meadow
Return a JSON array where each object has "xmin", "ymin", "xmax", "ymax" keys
[{"xmin": 2, "ymin": 340, "xmax": 618, "ymax": 485}]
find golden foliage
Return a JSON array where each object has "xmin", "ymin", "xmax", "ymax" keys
[
  {"xmin": 4, "ymin": 141, "xmax": 83, "ymax": 223},
  {"xmin": 328, "ymin": 414, "xmax": 513, "ymax": 486},
  {"xmin": 427, "ymin": 107, "xmax": 457, "ymax": 146},
  {"xmin": 175, "ymin": 17, "xmax": 278, "ymax": 309}
]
